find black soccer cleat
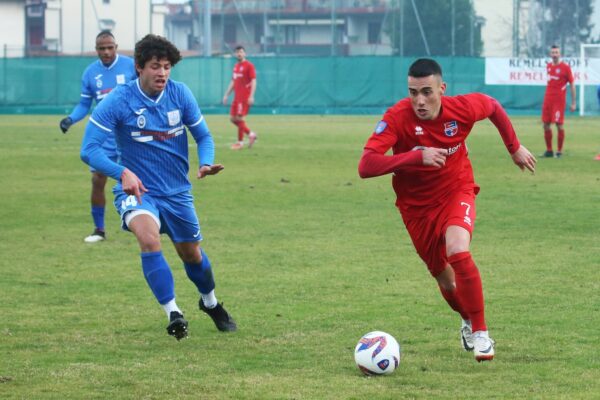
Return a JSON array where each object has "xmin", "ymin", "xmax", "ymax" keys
[
  {"xmin": 555, "ymin": 151, "xmax": 562, "ymax": 158},
  {"xmin": 166, "ymin": 311, "xmax": 188, "ymax": 341},
  {"xmin": 199, "ymin": 299, "xmax": 237, "ymax": 332},
  {"xmin": 541, "ymin": 150, "xmax": 554, "ymax": 158}
]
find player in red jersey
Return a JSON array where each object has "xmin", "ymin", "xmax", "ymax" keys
[
  {"xmin": 541, "ymin": 45, "xmax": 576, "ymax": 158},
  {"xmin": 222, "ymin": 45, "xmax": 257, "ymax": 150},
  {"xmin": 358, "ymin": 59, "xmax": 536, "ymax": 362}
]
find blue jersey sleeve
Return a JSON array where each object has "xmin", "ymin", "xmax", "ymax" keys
[
  {"xmin": 68, "ymin": 68, "xmax": 95, "ymax": 123},
  {"xmin": 181, "ymin": 84, "xmax": 215, "ymax": 166},
  {"xmin": 80, "ymin": 90, "xmax": 125, "ymax": 179},
  {"xmin": 68, "ymin": 96, "xmax": 93, "ymax": 123}
]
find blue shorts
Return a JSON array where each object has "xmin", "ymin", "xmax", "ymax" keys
[{"xmin": 113, "ymin": 187, "xmax": 202, "ymax": 243}]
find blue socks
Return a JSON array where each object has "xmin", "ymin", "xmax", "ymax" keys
[
  {"xmin": 91, "ymin": 206, "xmax": 105, "ymax": 231},
  {"xmin": 184, "ymin": 249, "xmax": 216, "ymax": 295},
  {"xmin": 141, "ymin": 251, "xmax": 175, "ymax": 305}
]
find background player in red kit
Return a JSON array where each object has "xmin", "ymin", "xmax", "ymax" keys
[
  {"xmin": 223, "ymin": 45, "xmax": 257, "ymax": 150},
  {"xmin": 541, "ymin": 45, "xmax": 576, "ymax": 158},
  {"xmin": 358, "ymin": 58, "xmax": 536, "ymax": 362}
]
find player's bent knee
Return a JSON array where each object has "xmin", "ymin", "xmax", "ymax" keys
[
  {"xmin": 91, "ymin": 173, "xmax": 108, "ymax": 187},
  {"xmin": 175, "ymin": 242, "xmax": 201, "ymax": 264}
]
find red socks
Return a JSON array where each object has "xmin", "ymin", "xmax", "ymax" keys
[
  {"xmin": 233, "ymin": 120, "xmax": 251, "ymax": 142},
  {"xmin": 447, "ymin": 251, "xmax": 487, "ymax": 332},
  {"xmin": 544, "ymin": 129, "xmax": 553, "ymax": 151},
  {"xmin": 438, "ymin": 285, "xmax": 469, "ymax": 320},
  {"xmin": 557, "ymin": 129, "xmax": 565, "ymax": 152}
]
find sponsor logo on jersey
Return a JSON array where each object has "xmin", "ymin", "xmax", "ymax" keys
[
  {"xmin": 167, "ymin": 110, "xmax": 181, "ymax": 126},
  {"xmin": 137, "ymin": 115, "xmax": 146, "ymax": 129},
  {"xmin": 134, "ymin": 108, "xmax": 146, "ymax": 115},
  {"xmin": 131, "ymin": 126, "xmax": 185, "ymax": 142},
  {"xmin": 444, "ymin": 121, "xmax": 458, "ymax": 137},
  {"xmin": 95, "ymin": 74, "xmax": 103, "ymax": 88},
  {"xmin": 415, "ymin": 125, "xmax": 423, "ymax": 135},
  {"xmin": 96, "ymin": 88, "xmax": 112, "ymax": 101},
  {"xmin": 447, "ymin": 143, "xmax": 461, "ymax": 155},
  {"xmin": 375, "ymin": 121, "xmax": 387, "ymax": 134}
]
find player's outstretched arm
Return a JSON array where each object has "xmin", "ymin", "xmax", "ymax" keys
[
  {"xmin": 61, "ymin": 96, "xmax": 93, "ymax": 133},
  {"xmin": 358, "ymin": 147, "xmax": 445, "ymax": 178},
  {"xmin": 197, "ymin": 164, "xmax": 224, "ymax": 179},
  {"xmin": 511, "ymin": 145, "xmax": 537, "ymax": 173}
]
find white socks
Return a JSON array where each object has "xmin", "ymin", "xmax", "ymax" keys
[
  {"xmin": 162, "ymin": 299, "xmax": 182, "ymax": 319},
  {"xmin": 202, "ymin": 290, "xmax": 218, "ymax": 309},
  {"xmin": 162, "ymin": 291, "xmax": 218, "ymax": 319}
]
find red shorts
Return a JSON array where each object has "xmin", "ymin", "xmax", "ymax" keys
[
  {"xmin": 542, "ymin": 98, "xmax": 566, "ymax": 124},
  {"xmin": 230, "ymin": 100, "xmax": 251, "ymax": 117},
  {"xmin": 402, "ymin": 190, "xmax": 477, "ymax": 277}
]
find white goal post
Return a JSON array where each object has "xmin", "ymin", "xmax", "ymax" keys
[{"xmin": 579, "ymin": 43, "xmax": 600, "ymax": 116}]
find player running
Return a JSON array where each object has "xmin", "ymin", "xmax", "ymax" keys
[
  {"xmin": 80, "ymin": 34, "xmax": 236, "ymax": 340},
  {"xmin": 222, "ymin": 45, "xmax": 258, "ymax": 150},
  {"xmin": 541, "ymin": 45, "xmax": 576, "ymax": 158},
  {"xmin": 358, "ymin": 58, "xmax": 536, "ymax": 362},
  {"xmin": 60, "ymin": 31, "xmax": 136, "ymax": 243}
]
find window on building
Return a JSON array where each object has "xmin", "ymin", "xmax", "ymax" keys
[
  {"xmin": 285, "ymin": 26, "xmax": 299, "ymax": 44},
  {"xmin": 225, "ymin": 23, "xmax": 237, "ymax": 44},
  {"xmin": 368, "ymin": 22, "xmax": 380, "ymax": 44}
]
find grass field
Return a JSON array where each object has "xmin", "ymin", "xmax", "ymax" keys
[{"xmin": 1, "ymin": 114, "xmax": 599, "ymax": 399}]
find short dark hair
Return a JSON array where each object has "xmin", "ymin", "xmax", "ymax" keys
[
  {"xmin": 96, "ymin": 30, "xmax": 114, "ymax": 40},
  {"xmin": 235, "ymin": 45, "xmax": 245, "ymax": 51},
  {"xmin": 134, "ymin": 34, "xmax": 182, "ymax": 69},
  {"xmin": 551, "ymin": 44, "xmax": 560, "ymax": 50},
  {"xmin": 408, "ymin": 58, "xmax": 443, "ymax": 78}
]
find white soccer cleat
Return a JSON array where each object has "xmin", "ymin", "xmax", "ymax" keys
[
  {"xmin": 460, "ymin": 319, "xmax": 474, "ymax": 352},
  {"xmin": 472, "ymin": 330, "xmax": 495, "ymax": 362},
  {"xmin": 84, "ymin": 229, "xmax": 106, "ymax": 243},
  {"xmin": 248, "ymin": 131, "xmax": 257, "ymax": 148}
]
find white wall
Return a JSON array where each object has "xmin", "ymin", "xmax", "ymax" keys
[
  {"xmin": 474, "ymin": 0, "xmax": 514, "ymax": 56},
  {"xmin": 0, "ymin": 1, "xmax": 26, "ymax": 57},
  {"xmin": 60, "ymin": 0, "xmax": 165, "ymax": 54}
]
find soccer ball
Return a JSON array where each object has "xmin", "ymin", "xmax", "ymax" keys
[{"xmin": 354, "ymin": 331, "xmax": 401, "ymax": 375}]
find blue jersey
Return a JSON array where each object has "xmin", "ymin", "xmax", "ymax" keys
[
  {"xmin": 69, "ymin": 54, "xmax": 136, "ymax": 154},
  {"xmin": 81, "ymin": 78, "xmax": 215, "ymax": 196}
]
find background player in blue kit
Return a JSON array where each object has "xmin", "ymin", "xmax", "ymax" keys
[
  {"xmin": 60, "ymin": 31, "xmax": 136, "ymax": 243},
  {"xmin": 80, "ymin": 34, "xmax": 237, "ymax": 340}
]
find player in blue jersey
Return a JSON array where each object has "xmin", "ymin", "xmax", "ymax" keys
[
  {"xmin": 80, "ymin": 34, "xmax": 236, "ymax": 340},
  {"xmin": 60, "ymin": 31, "xmax": 137, "ymax": 243}
]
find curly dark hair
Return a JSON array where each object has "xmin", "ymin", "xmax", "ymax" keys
[{"xmin": 134, "ymin": 34, "xmax": 182, "ymax": 69}]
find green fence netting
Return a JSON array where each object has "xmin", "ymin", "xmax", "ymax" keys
[{"xmin": 0, "ymin": 56, "xmax": 594, "ymax": 115}]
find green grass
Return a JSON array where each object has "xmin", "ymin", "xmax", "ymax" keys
[{"xmin": 0, "ymin": 114, "xmax": 599, "ymax": 399}]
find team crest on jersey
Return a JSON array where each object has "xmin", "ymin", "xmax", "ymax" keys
[
  {"xmin": 116, "ymin": 74, "xmax": 126, "ymax": 85},
  {"xmin": 444, "ymin": 121, "xmax": 458, "ymax": 137},
  {"xmin": 375, "ymin": 121, "xmax": 387, "ymax": 134},
  {"xmin": 137, "ymin": 115, "xmax": 146, "ymax": 129},
  {"xmin": 167, "ymin": 110, "xmax": 181, "ymax": 126}
]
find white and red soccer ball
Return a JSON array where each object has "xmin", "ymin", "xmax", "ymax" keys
[{"xmin": 354, "ymin": 331, "xmax": 401, "ymax": 375}]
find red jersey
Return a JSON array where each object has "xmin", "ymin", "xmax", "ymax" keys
[
  {"xmin": 362, "ymin": 94, "xmax": 519, "ymax": 216},
  {"xmin": 544, "ymin": 61, "xmax": 574, "ymax": 100},
  {"xmin": 232, "ymin": 60, "xmax": 256, "ymax": 102}
]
